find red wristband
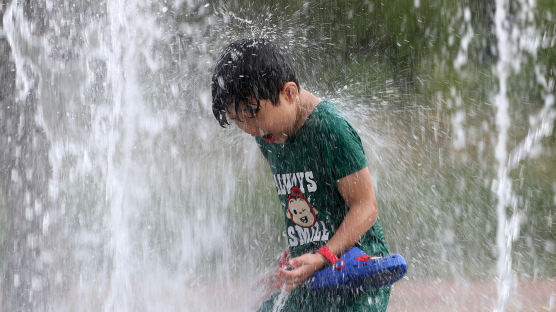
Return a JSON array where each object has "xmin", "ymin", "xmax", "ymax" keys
[{"xmin": 317, "ymin": 246, "xmax": 345, "ymax": 270}]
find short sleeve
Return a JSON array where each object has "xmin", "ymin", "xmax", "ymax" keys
[{"xmin": 326, "ymin": 116, "xmax": 368, "ymax": 181}]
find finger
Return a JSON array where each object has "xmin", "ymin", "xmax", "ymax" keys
[
  {"xmin": 283, "ymin": 270, "xmax": 309, "ymax": 287},
  {"xmin": 275, "ymin": 269, "xmax": 293, "ymax": 284},
  {"xmin": 275, "ymin": 271, "xmax": 293, "ymax": 286},
  {"xmin": 276, "ymin": 268, "xmax": 293, "ymax": 283},
  {"xmin": 280, "ymin": 267, "xmax": 305, "ymax": 279},
  {"xmin": 288, "ymin": 257, "xmax": 304, "ymax": 268}
]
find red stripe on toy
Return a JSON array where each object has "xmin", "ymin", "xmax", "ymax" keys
[{"xmin": 278, "ymin": 251, "xmax": 288, "ymax": 269}]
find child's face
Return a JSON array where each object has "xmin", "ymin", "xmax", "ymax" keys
[{"xmin": 226, "ymin": 85, "xmax": 297, "ymax": 144}]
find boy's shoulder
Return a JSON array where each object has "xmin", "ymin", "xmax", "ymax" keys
[{"xmin": 305, "ymin": 100, "xmax": 355, "ymax": 135}]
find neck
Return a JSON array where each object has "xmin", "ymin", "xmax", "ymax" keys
[{"xmin": 293, "ymin": 88, "xmax": 320, "ymax": 133}]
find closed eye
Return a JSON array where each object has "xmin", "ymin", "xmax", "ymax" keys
[
  {"xmin": 242, "ymin": 108, "xmax": 256, "ymax": 119},
  {"xmin": 227, "ymin": 109, "xmax": 256, "ymax": 122}
]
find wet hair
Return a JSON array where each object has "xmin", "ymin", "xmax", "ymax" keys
[{"xmin": 211, "ymin": 38, "xmax": 299, "ymax": 127}]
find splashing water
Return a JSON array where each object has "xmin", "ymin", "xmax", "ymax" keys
[
  {"xmin": 0, "ymin": 1, "xmax": 554, "ymax": 311},
  {"xmin": 271, "ymin": 285, "xmax": 289, "ymax": 312},
  {"xmin": 1, "ymin": 1, "xmax": 262, "ymax": 310}
]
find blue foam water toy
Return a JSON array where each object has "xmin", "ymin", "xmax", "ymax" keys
[{"xmin": 307, "ymin": 247, "xmax": 407, "ymax": 297}]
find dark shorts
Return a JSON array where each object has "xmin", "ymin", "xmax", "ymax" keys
[{"xmin": 257, "ymin": 285, "xmax": 390, "ymax": 312}]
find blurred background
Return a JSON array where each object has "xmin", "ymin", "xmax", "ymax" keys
[{"xmin": 0, "ymin": 0, "xmax": 554, "ymax": 311}]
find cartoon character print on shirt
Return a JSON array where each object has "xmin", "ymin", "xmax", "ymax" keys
[
  {"xmin": 286, "ymin": 186, "xmax": 318, "ymax": 227},
  {"xmin": 285, "ymin": 186, "xmax": 331, "ymax": 248}
]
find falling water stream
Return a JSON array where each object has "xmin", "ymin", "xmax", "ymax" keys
[
  {"xmin": 492, "ymin": 0, "xmax": 554, "ymax": 311},
  {"xmin": 0, "ymin": 1, "xmax": 554, "ymax": 311}
]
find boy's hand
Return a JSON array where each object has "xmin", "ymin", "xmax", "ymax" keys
[{"xmin": 273, "ymin": 253, "xmax": 327, "ymax": 292}]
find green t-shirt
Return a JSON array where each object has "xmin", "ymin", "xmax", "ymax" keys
[{"xmin": 256, "ymin": 100, "xmax": 389, "ymax": 258}]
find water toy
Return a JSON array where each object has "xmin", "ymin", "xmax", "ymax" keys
[{"xmin": 307, "ymin": 246, "xmax": 407, "ymax": 296}]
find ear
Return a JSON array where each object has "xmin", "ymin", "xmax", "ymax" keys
[
  {"xmin": 282, "ymin": 82, "xmax": 298, "ymax": 103},
  {"xmin": 286, "ymin": 209, "xmax": 292, "ymax": 220}
]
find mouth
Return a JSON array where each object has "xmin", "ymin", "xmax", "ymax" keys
[
  {"xmin": 262, "ymin": 133, "xmax": 275, "ymax": 143},
  {"xmin": 300, "ymin": 216, "xmax": 308, "ymax": 224}
]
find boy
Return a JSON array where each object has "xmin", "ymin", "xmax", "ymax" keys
[{"xmin": 211, "ymin": 38, "xmax": 390, "ymax": 311}]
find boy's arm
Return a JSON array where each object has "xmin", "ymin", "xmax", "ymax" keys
[
  {"xmin": 274, "ymin": 167, "xmax": 378, "ymax": 291},
  {"xmin": 325, "ymin": 166, "xmax": 378, "ymax": 257}
]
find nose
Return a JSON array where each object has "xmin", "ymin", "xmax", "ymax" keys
[{"xmin": 234, "ymin": 120, "xmax": 260, "ymax": 137}]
